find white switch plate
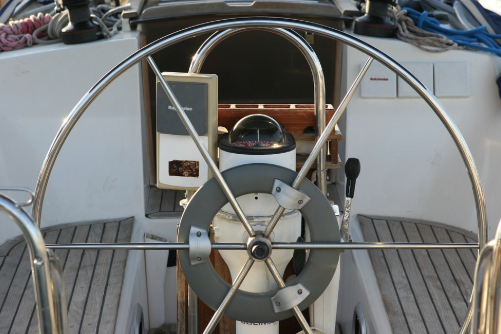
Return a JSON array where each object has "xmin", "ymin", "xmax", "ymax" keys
[
  {"xmin": 398, "ymin": 62, "xmax": 434, "ymax": 98},
  {"xmin": 360, "ymin": 63, "xmax": 397, "ymax": 98},
  {"xmin": 434, "ymin": 62, "xmax": 470, "ymax": 97}
]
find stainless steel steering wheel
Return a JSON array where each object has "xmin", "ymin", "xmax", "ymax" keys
[{"xmin": 32, "ymin": 17, "xmax": 487, "ymax": 334}]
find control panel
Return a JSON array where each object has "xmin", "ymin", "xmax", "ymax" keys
[{"xmin": 156, "ymin": 72, "xmax": 218, "ymax": 190}]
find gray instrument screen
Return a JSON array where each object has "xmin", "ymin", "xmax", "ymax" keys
[{"xmin": 157, "ymin": 81, "xmax": 208, "ymax": 135}]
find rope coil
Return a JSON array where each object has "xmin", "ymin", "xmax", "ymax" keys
[
  {"xmin": 393, "ymin": 8, "xmax": 468, "ymax": 52},
  {"xmin": 0, "ymin": 13, "xmax": 51, "ymax": 51},
  {"xmin": 395, "ymin": 6, "xmax": 501, "ymax": 57},
  {"xmin": 0, "ymin": 4, "xmax": 130, "ymax": 52}
]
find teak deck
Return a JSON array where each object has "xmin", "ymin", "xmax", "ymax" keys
[
  {"xmin": 0, "ymin": 218, "xmax": 133, "ymax": 334},
  {"xmin": 358, "ymin": 215, "xmax": 478, "ymax": 334},
  {"xmin": 146, "ymin": 187, "xmax": 184, "ymax": 218}
]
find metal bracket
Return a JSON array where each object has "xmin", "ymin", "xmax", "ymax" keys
[
  {"xmin": 271, "ymin": 284, "xmax": 310, "ymax": 313},
  {"xmin": 271, "ymin": 179, "xmax": 311, "ymax": 210},
  {"xmin": 189, "ymin": 226, "xmax": 211, "ymax": 266},
  {"xmin": 0, "ymin": 187, "xmax": 35, "ymax": 207}
]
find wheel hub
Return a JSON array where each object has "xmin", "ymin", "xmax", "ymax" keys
[{"xmin": 247, "ymin": 233, "xmax": 273, "ymax": 261}]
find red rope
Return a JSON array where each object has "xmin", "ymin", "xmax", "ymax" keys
[{"xmin": 0, "ymin": 13, "xmax": 52, "ymax": 51}]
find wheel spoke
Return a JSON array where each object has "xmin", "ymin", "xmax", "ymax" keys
[
  {"xmin": 203, "ymin": 258, "xmax": 255, "ymax": 334},
  {"xmin": 263, "ymin": 56, "xmax": 374, "ymax": 238},
  {"xmin": 147, "ymin": 56, "xmax": 256, "ymax": 238},
  {"xmin": 265, "ymin": 258, "xmax": 313, "ymax": 334},
  {"xmin": 271, "ymin": 241, "xmax": 478, "ymax": 249}
]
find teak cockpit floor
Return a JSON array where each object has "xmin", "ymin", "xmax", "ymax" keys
[
  {"xmin": 358, "ymin": 215, "xmax": 478, "ymax": 334},
  {"xmin": 146, "ymin": 187, "xmax": 184, "ymax": 218},
  {"xmin": 0, "ymin": 217, "xmax": 133, "ymax": 334}
]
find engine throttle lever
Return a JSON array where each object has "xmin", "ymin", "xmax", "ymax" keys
[
  {"xmin": 341, "ymin": 158, "xmax": 360, "ymax": 242},
  {"xmin": 345, "ymin": 158, "xmax": 361, "ymax": 198}
]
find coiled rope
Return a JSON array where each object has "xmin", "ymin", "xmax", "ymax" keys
[
  {"xmin": 90, "ymin": 5, "xmax": 127, "ymax": 38},
  {"xmin": 0, "ymin": 4, "xmax": 130, "ymax": 52},
  {"xmin": 392, "ymin": 8, "xmax": 469, "ymax": 52},
  {"xmin": 0, "ymin": 13, "xmax": 50, "ymax": 51},
  {"xmin": 394, "ymin": 6, "xmax": 501, "ymax": 56}
]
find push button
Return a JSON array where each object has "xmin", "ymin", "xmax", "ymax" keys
[
  {"xmin": 434, "ymin": 62, "xmax": 470, "ymax": 98},
  {"xmin": 398, "ymin": 62, "xmax": 434, "ymax": 98},
  {"xmin": 360, "ymin": 63, "xmax": 397, "ymax": 98}
]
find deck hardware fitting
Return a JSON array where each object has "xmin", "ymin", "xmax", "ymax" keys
[
  {"xmin": 271, "ymin": 179, "xmax": 310, "ymax": 210},
  {"xmin": 246, "ymin": 233, "xmax": 273, "ymax": 261},
  {"xmin": 271, "ymin": 283, "xmax": 310, "ymax": 313},
  {"xmin": 0, "ymin": 186, "xmax": 35, "ymax": 207},
  {"xmin": 189, "ymin": 226, "xmax": 211, "ymax": 265},
  {"xmin": 266, "ymin": 258, "xmax": 313, "ymax": 333}
]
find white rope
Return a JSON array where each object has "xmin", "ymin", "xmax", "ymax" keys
[
  {"xmin": 32, "ymin": 10, "xmax": 68, "ymax": 44},
  {"xmin": 90, "ymin": 4, "xmax": 130, "ymax": 38},
  {"xmin": 392, "ymin": 7, "xmax": 470, "ymax": 52}
]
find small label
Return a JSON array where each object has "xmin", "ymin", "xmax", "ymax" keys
[
  {"xmin": 169, "ymin": 160, "xmax": 200, "ymax": 177},
  {"xmin": 168, "ymin": 105, "xmax": 193, "ymax": 111},
  {"xmin": 240, "ymin": 322, "xmax": 278, "ymax": 326}
]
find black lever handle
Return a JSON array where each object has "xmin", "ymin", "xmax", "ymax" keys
[{"xmin": 345, "ymin": 158, "xmax": 361, "ymax": 198}]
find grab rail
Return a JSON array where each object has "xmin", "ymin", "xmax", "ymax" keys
[
  {"xmin": 0, "ymin": 193, "xmax": 68, "ymax": 334},
  {"xmin": 188, "ymin": 27, "xmax": 328, "ymax": 195},
  {"xmin": 48, "ymin": 251, "xmax": 69, "ymax": 333},
  {"xmin": 471, "ymin": 240, "xmax": 494, "ymax": 333},
  {"xmin": 471, "ymin": 218, "xmax": 501, "ymax": 334}
]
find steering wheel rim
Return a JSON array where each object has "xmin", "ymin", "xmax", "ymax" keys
[{"xmin": 32, "ymin": 17, "xmax": 487, "ymax": 334}]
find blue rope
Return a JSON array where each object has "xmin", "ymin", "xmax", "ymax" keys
[{"xmin": 403, "ymin": 7, "xmax": 501, "ymax": 56}]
